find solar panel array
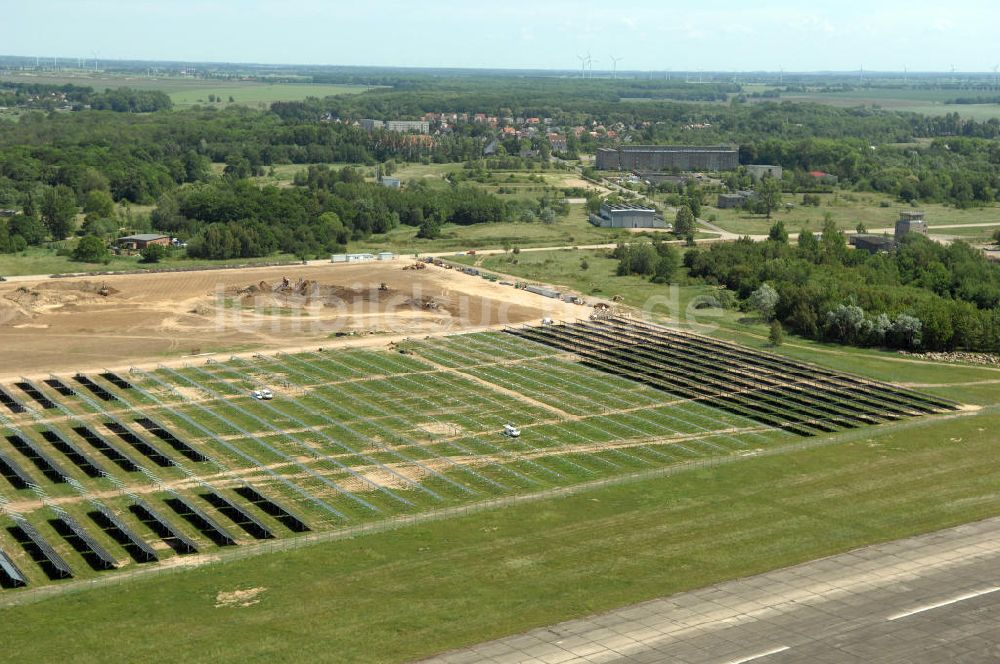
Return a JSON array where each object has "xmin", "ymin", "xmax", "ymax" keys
[
  {"xmin": 0, "ymin": 327, "xmax": 953, "ymax": 591},
  {"xmin": 0, "ymin": 367, "xmax": 313, "ymax": 589}
]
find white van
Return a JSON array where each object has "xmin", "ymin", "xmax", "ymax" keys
[{"xmin": 503, "ymin": 424, "xmax": 521, "ymax": 438}]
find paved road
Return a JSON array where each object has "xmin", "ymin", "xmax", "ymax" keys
[{"xmin": 421, "ymin": 517, "xmax": 1000, "ymax": 663}]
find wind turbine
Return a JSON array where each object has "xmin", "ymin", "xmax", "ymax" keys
[
  {"xmin": 903, "ymin": 65, "xmax": 908, "ymax": 84},
  {"xmin": 586, "ymin": 51, "xmax": 594, "ymax": 79},
  {"xmin": 609, "ymin": 55, "xmax": 623, "ymax": 79},
  {"xmin": 577, "ymin": 54, "xmax": 587, "ymax": 79},
  {"xmin": 993, "ymin": 65, "xmax": 998, "ymax": 87}
]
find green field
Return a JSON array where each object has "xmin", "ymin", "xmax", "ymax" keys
[
  {"xmin": 704, "ymin": 192, "xmax": 1000, "ymax": 237},
  {"xmin": 776, "ymin": 87, "xmax": 1000, "ymax": 120},
  {"xmin": 0, "ymin": 71, "xmax": 371, "ymax": 108},
  {"xmin": 0, "ymin": 246, "xmax": 311, "ymax": 278}
]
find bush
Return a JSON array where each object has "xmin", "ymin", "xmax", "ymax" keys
[
  {"xmin": 71, "ymin": 235, "xmax": 110, "ymax": 263},
  {"xmin": 768, "ymin": 320, "xmax": 785, "ymax": 346},
  {"xmin": 140, "ymin": 243, "xmax": 168, "ymax": 263}
]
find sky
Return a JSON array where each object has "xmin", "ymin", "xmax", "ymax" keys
[{"xmin": 6, "ymin": 0, "xmax": 1000, "ymax": 73}]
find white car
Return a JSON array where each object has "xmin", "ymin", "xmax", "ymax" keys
[
  {"xmin": 503, "ymin": 424, "xmax": 521, "ymax": 438},
  {"xmin": 251, "ymin": 389, "xmax": 274, "ymax": 400}
]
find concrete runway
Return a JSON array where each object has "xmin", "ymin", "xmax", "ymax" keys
[{"xmin": 422, "ymin": 517, "xmax": 1000, "ymax": 663}]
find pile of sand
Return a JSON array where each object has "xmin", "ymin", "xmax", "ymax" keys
[
  {"xmin": 2, "ymin": 281, "xmax": 120, "ymax": 321},
  {"xmin": 215, "ymin": 587, "xmax": 267, "ymax": 608}
]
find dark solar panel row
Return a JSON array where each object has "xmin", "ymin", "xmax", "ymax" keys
[
  {"xmin": 133, "ymin": 418, "xmax": 207, "ymax": 463},
  {"xmin": 200, "ymin": 492, "xmax": 274, "ymax": 540},
  {"xmin": 43, "ymin": 378, "xmax": 75, "ymax": 397},
  {"xmin": 12, "ymin": 517, "xmax": 72, "ymax": 579},
  {"xmin": 89, "ymin": 506, "xmax": 158, "ymax": 563},
  {"xmin": 38, "ymin": 430, "xmax": 103, "ymax": 478},
  {"xmin": 0, "ymin": 548, "xmax": 27, "ymax": 588},
  {"xmin": 99, "ymin": 372, "xmax": 133, "ymax": 390},
  {"xmin": 71, "ymin": 426, "xmax": 140, "ymax": 472},
  {"xmin": 102, "ymin": 421, "xmax": 174, "ymax": 468},
  {"xmin": 164, "ymin": 496, "xmax": 237, "ymax": 547},
  {"xmin": 54, "ymin": 513, "xmax": 118, "ymax": 570},
  {"xmin": 72, "ymin": 374, "xmax": 116, "ymax": 402},
  {"xmin": 0, "ymin": 388, "xmax": 26, "ymax": 413},
  {"xmin": 128, "ymin": 500, "xmax": 198, "ymax": 554},
  {"xmin": 233, "ymin": 486, "xmax": 310, "ymax": 533},
  {"xmin": 14, "ymin": 381, "xmax": 55, "ymax": 409},
  {"xmin": 0, "ymin": 451, "xmax": 32, "ymax": 490},
  {"xmin": 5, "ymin": 434, "xmax": 69, "ymax": 484}
]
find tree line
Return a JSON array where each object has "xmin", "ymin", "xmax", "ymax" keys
[{"xmin": 684, "ymin": 223, "xmax": 1000, "ymax": 352}]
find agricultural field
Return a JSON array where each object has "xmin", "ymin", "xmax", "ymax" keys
[
  {"xmin": 775, "ymin": 86, "xmax": 1000, "ymax": 120},
  {"xmin": 0, "ymin": 317, "xmax": 954, "ymax": 594}
]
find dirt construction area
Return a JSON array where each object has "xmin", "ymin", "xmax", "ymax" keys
[{"xmin": 0, "ymin": 261, "xmax": 577, "ymax": 378}]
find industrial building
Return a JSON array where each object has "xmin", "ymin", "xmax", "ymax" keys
[
  {"xmin": 331, "ymin": 253, "xmax": 375, "ymax": 263},
  {"xmin": 117, "ymin": 234, "xmax": 170, "ymax": 250},
  {"xmin": 746, "ymin": 165, "xmax": 783, "ymax": 181},
  {"xmin": 850, "ymin": 234, "xmax": 896, "ymax": 254},
  {"xmin": 851, "ymin": 211, "xmax": 931, "ymax": 254},
  {"xmin": 362, "ymin": 119, "xmax": 431, "ymax": 134},
  {"xmin": 589, "ymin": 202, "xmax": 668, "ymax": 229},
  {"xmin": 596, "ymin": 145, "xmax": 739, "ymax": 172},
  {"xmin": 717, "ymin": 191, "xmax": 754, "ymax": 209}
]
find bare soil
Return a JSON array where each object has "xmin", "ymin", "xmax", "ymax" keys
[{"xmin": 0, "ymin": 261, "xmax": 574, "ymax": 379}]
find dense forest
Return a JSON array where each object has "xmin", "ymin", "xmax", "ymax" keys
[
  {"xmin": 684, "ymin": 225, "xmax": 1000, "ymax": 352},
  {"xmin": 156, "ymin": 166, "xmax": 541, "ymax": 259},
  {"xmin": 0, "ymin": 82, "xmax": 172, "ymax": 112}
]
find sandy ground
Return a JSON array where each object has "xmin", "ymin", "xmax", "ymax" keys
[{"xmin": 0, "ymin": 261, "xmax": 583, "ymax": 379}]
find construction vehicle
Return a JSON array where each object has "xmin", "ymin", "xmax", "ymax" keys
[
  {"xmin": 378, "ymin": 282, "xmax": 389, "ymax": 291},
  {"xmin": 503, "ymin": 424, "xmax": 521, "ymax": 438}
]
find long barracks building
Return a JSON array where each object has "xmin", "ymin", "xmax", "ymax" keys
[{"xmin": 596, "ymin": 145, "xmax": 739, "ymax": 172}]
